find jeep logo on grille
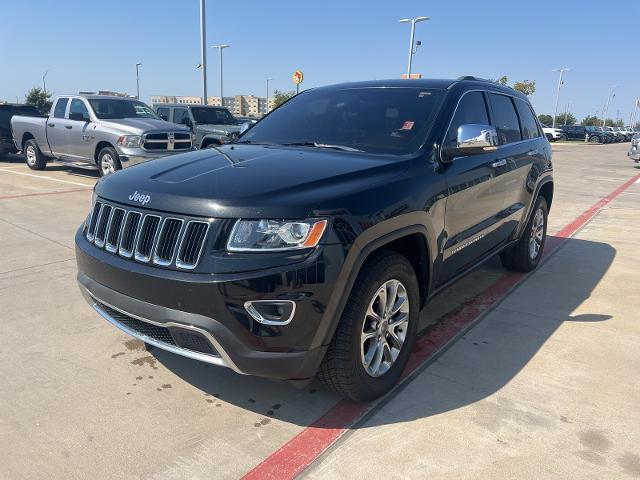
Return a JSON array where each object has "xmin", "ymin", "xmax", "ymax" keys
[{"xmin": 128, "ymin": 191, "xmax": 151, "ymax": 206}]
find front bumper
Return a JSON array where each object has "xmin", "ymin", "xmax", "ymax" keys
[
  {"xmin": 629, "ymin": 144, "xmax": 640, "ymax": 161},
  {"xmin": 75, "ymin": 227, "xmax": 343, "ymax": 380},
  {"xmin": 116, "ymin": 146, "xmax": 194, "ymax": 168}
]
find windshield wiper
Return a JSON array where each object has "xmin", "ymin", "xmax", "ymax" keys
[{"xmin": 281, "ymin": 141, "xmax": 362, "ymax": 152}]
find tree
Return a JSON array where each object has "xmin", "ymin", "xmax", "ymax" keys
[
  {"xmin": 491, "ymin": 76, "xmax": 509, "ymax": 85},
  {"xmin": 271, "ymin": 90, "xmax": 296, "ymax": 109},
  {"xmin": 513, "ymin": 80, "xmax": 536, "ymax": 97},
  {"xmin": 555, "ymin": 112, "xmax": 576, "ymax": 126},
  {"xmin": 25, "ymin": 87, "xmax": 52, "ymax": 114},
  {"xmin": 581, "ymin": 115, "xmax": 601, "ymax": 126},
  {"xmin": 538, "ymin": 114, "xmax": 553, "ymax": 126}
]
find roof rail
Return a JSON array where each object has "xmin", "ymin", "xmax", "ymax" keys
[{"xmin": 457, "ymin": 75, "xmax": 491, "ymax": 82}]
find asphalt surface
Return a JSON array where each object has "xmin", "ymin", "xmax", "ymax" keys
[{"xmin": 0, "ymin": 143, "xmax": 638, "ymax": 479}]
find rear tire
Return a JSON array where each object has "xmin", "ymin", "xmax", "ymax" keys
[
  {"xmin": 24, "ymin": 139, "xmax": 47, "ymax": 170},
  {"xmin": 318, "ymin": 251, "xmax": 419, "ymax": 401},
  {"xmin": 97, "ymin": 147, "xmax": 122, "ymax": 177},
  {"xmin": 589, "ymin": 135, "xmax": 600, "ymax": 144},
  {"xmin": 500, "ymin": 197, "xmax": 548, "ymax": 272}
]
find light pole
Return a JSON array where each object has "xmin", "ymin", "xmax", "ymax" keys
[
  {"xmin": 211, "ymin": 44, "xmax": 230, "ymax": 103},
  {"xmin": 42, "ymin": 69, "xmax": 49, "ymax": 93},
  {"xmin": 552, "ymin": 68, "xmax": 569, "ymax": 128},
  {"xmin": 265, "ymin": 78, "xmax": 273, "ymax": 115},
  {"xmin": 601, "ymin": 85, "xmax": 617, "ymax": 127},
  {"xmin": 399, "ymin": 16, "xmax": 429, "ymax": 77},
  {"xmin": 199, "ymin": 0, "xmax": 207, "ymax": 104},
  {"xmin": 563, "ymin": 102, "xmax": 570, "ymax": 126},
  {"xmin": 135, "ymin": 62, "xmax": 142, "ymax": 99}
]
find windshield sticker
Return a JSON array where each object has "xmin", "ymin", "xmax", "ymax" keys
[{"xmin": 401, "ymin": 121, "xmax": 415, "ymax": 130}]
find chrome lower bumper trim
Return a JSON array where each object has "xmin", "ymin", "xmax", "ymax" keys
[{"xmin": 87, "ymin": 291, "xmax": 243, "ymax": 374}]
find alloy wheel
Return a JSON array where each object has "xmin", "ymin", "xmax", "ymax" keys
[
  {"xmin": 101, "ymin": 153, "xmax": 116, "ymax": 176},
  {"xmin": 529, "ymin": 207, "xmax": 545, "ymax": 260},
  {"xmin": 25, "ymin": 145, "xmax": 36, "ymax": 166},
  {"xmin": 360, "ymin": 279, "xmax": 410, "ymax": 377}
]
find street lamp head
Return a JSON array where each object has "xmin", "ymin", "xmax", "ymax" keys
[
  {"xmin": 136, "ymin": 62, "xmax": 142, "ymax": 67},
  {"xmin": 415, "ymin": 16, "xmax": 429, "ymax": 22},
  {"xmin": 399, "ymin": 18, "xmax": 411, "ymax": 23},
  {"xmin": 211, "ymin": 44, "xmax": 230, "ymax": 49}
]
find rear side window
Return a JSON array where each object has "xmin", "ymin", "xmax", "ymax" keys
[
  {"xmin": 488, "ymin": 94, "xmax": 522, "ymax": 145},
  {"xmin": 156, "ymin": 107, "xmax": 169, "ymax": 121},
  {"xmin": 445, "ymin": 91, "xmax": 490, "ymax": 145},
  {"xmin": 514, "ymin": 99, "xmax": 540, "ymax": 140},
  {"xmin": 53, "ymin": 98, "xmax": 69, "ymax": 118}
]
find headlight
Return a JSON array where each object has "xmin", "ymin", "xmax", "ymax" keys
[
  {"xmin": 227, "ymin": 219, "xmax": 328, "ymax": 252},
  {"xmin": 117, "ymin": 135, "xmax": 143, "ymax": 148}
]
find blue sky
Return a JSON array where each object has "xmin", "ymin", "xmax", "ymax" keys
[{"xmin": 2, "ymin": 0, "xmax": 639, "ymax": 122}]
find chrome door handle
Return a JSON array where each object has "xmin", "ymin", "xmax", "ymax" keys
[
  {"xmin": 65, "ymin": 125, "xmax": 73, "ymax": 129},
  {"xmin": 491, "ymin": 159, "xmax": 507, "ymax": 168},
  {"xmin": 527, "ymin": 149, "xmax": 539, "ymax": 156},
  {"xmin": 48, "ymin": 123, "xmax": 55, "ymax": 127}
]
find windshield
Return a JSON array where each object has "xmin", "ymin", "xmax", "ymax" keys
[
  {"xmin": 191, "ymin": 107, "xmax": 237, "ymax": 125},
  {"xmin": 88, "ymin": 99, "xmax": 159, "ymax": 120},
  {"xmin": 239, "ymin": 87, "xmax": 445, "ymax": 155}
]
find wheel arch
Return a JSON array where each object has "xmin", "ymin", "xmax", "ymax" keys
[
  {"xmin": 200, "ymin": 136, "xmax": 222, "ymax": 149},
  {"xmin": 94, "ymin": 141, "xmax": 115, "ymax": 164},
  {"xmin": 21, "ymin": 132, "xmax": 35, "ymax": 149}
]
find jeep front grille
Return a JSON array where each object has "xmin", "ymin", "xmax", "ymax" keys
[
  {"xmin": 86, "ymin": 200, "xmax": 210, "ymax": 270},
  {"xmin": 143, "ymin": 132, "xmax": 192, "ymax": 151}
]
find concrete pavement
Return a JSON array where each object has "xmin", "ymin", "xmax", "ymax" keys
[{"xmin": 0, "ymin": 143, "xmax": 638, "ymax": 479}]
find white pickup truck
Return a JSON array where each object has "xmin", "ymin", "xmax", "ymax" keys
[{"xmin": 11, "ymin": 95, "xmax": 193, "ymax": 176}]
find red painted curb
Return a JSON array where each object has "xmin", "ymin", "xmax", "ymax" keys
[
  {"xmin": 0, "ymin": 187, "xmax": 90, "ymax": 200},
  {"xmin": 242, "ymin": 172, "xmax": 640, "ymax": 480}
]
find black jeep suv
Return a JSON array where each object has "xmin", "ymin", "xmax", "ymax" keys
[{"xmin": 76, "ymin": 78, "xmax": 553, "ymax": 401}]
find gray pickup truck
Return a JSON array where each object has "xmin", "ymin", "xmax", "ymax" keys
[
  {"xmin": 11, "ymin": 95, "xmax": 193, "ymax": 176},
  {"xmin": 153, "ymin": 104, "xmax": 242, "ymax": 149}
]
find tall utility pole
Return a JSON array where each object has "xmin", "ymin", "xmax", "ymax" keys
[
  {"xmin": 135, "ymin": 62, "xmax": 142, "ymax": 99},
  {"xmin": 399, "ymin": 16, "xmax": 429, "ymax": 77},
  {"xmin": 563, "ymin": 102, "xmax": 570, "ymax": 125},
  {"xmin": 211, "ymin": 44, "xmax": 230, "ymax": 101},
  {"xmin": 199, "ymin": 0, "xmax": 208, "ymax": 104},
  {"xmin": 601, "ymin": 86, "xmax": 617, "ymax": 127},
  {"xmin": 631, "ymin": 98, "xmax": 639, "ymax": 127},
  {"xmin": 42, "ymin": 69, "xmax": 49, "ymax": 92},
  {"xmin": 265, "ymin": 78, "xmax": 273, "ymax": 115},
  {"xmin": 552, "ymin": 68, "xmax": 569, "ymax": 128}
]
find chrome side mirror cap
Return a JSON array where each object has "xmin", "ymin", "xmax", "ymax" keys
[{"xmin": 443, "ymin": 124, "xmax": 499, "ymax": 159}]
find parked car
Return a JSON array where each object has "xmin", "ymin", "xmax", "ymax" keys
[
  {"xmin": 615, "ymin": 126, "xmax": 632, "ymax": 141},
  {"xmin": 628, "ymin": 133, "xmax": 640, "ymax": 165},
  {"xmin": 561, "ymin": 125, "xmax": 607, "ymax": 143},
  {"xmin": 540, "ymin": 124, "xmax": 566, "ymax": 142},
  {"xmin": 11, "ymin": 95, "xmax": 193, "ymax": 176},
  {"xmin": 75, "ymin": 77, "xmax": 553, "ymax": 401},
  {"xmin": 595, "ymin": 126, "xmax": 615, "ymax": 143},
  {"xmin": 605, "ymin": 126, "xmax": 624, "ymax": 142},
  {"xmin": 235, "ymin": 116, "xmax": 259, "ymax": 126},
  {"xmin": 0, "ymin": 104, "xmax": 41, "ymax": 154},
  {"xmin": 153, "ymin": 104, "xmax": 241, "ymax": 149}
]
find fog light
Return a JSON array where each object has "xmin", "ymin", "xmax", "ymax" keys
[{"xmin": 244, "ymin": 300, "xmax": 296, "ymax": 325}]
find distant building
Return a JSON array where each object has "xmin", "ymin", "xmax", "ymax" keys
[
  {"xmin": 207, "ymin": 95, "xmax": 275, "ymax": 117},
  {"xmin": 208, "ymin": 96, "xmax": 236, "ymax": 110},
  {"xmin": 151, "ymin": 95, "xmax": 203, "ymax": 105}
]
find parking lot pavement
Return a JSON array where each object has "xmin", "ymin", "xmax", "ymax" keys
[{"xmin": 0, "ymin": 143, "xmax": 638, "ymax": 479}]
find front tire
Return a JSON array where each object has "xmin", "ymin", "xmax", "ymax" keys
[
  {"xmin": 318, "ymin": 251, "xmax": 419, "ymax": 401},
  {"xmin": 24, "ymin": 139, "xmax": 47, "ymax": 170},
  {"xmin": 97, "ymin": 147, "xmax": 122, "ymax": 177},
  {"xmin": 500, "ymin": 197, "xmax": 548, "ymax": 272}
]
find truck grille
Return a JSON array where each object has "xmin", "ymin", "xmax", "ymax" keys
[
  {"xmin": 143, "ymin": 132, "xmax": 192, "ymax": 151},
  {"xmin": 86, "ymin": 200, "xmax": 210, "ymax": 269}
]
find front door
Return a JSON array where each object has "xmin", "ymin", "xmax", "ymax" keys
[{"xmin": 66, "ymin": 98, "xmax": 94, "ymax": 162}]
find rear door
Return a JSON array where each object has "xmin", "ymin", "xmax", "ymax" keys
[
  {"xmin": 47, "ymin": 98, "xmax": 70, "ymax": 157},
  {"xmin": 438, "ymin": 91, "xmax": 512, "ymax": 284}
]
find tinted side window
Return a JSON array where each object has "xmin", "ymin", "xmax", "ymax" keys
[
  {"xmin": 488, "ymin": 94, "xmax": 522, "ymax": 145},
  {"xmin": 69, "ymin": 99, "xmax": 90, "ymax": 120},
  {"xmin": 173, "ymin": 108, "xmax": 189, "ymax": 124},
  {"xmin": 156, "ymin": 107, "xmax": 169, "ymax": 121},
  {"xmin": 53, "ymin": 98, "xmax": 69, "ymax": 119},
  {"xmin": 514, "ymin": 99, "xmax": 540, "ymax": 140},
  {"xmin": 446, "ymin": 91, "xmax": 490, "ymax": 145}
]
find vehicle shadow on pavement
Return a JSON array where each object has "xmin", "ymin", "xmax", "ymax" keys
[
  {"xmin": 152, "ymin": 236, "xmax": 615, "ymax": 428},
  {"xmin": 0, "ymin": 153, "xmax": 98, "ymax": 179}
]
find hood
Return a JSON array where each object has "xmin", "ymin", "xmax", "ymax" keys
[
  {"xmin": 96, "ymin": 145, "xmax": 410, "ymax": 218},
  {"xmin": 98, "ymin": 118, "xmax": 191, "ymax": 135}
]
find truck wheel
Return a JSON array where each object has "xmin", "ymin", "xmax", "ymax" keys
[
  {"xmin": 97, "ymin": 147, "xmax": 122, "ymax": 177},
  {"xmin": 500, "ymin": 197, "xmax": 548, "ymax": 272},
  {"xmin": 318, "ymin": 251, "xmax": 419, "ymax": 401},
  {"xmin": 589, "ymin": 135, "xmax": 600, "ymax": 143},
  {"xmin": 24, "ymin": 139, "xmax": 47, "ymax": 170}
]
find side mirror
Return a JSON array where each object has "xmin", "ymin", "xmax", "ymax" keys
[
  {"xmin": 443, "ymin": 124, "xmax": 498, "ymax": 159},
  {"xmin": 69, "ymin": 112, "xmax": 89, "ymax": 122}
]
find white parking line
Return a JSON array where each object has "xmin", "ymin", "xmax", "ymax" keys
[{"xmin": 0, "ymin": 168, "xmax": 93, "ymax": 187}]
